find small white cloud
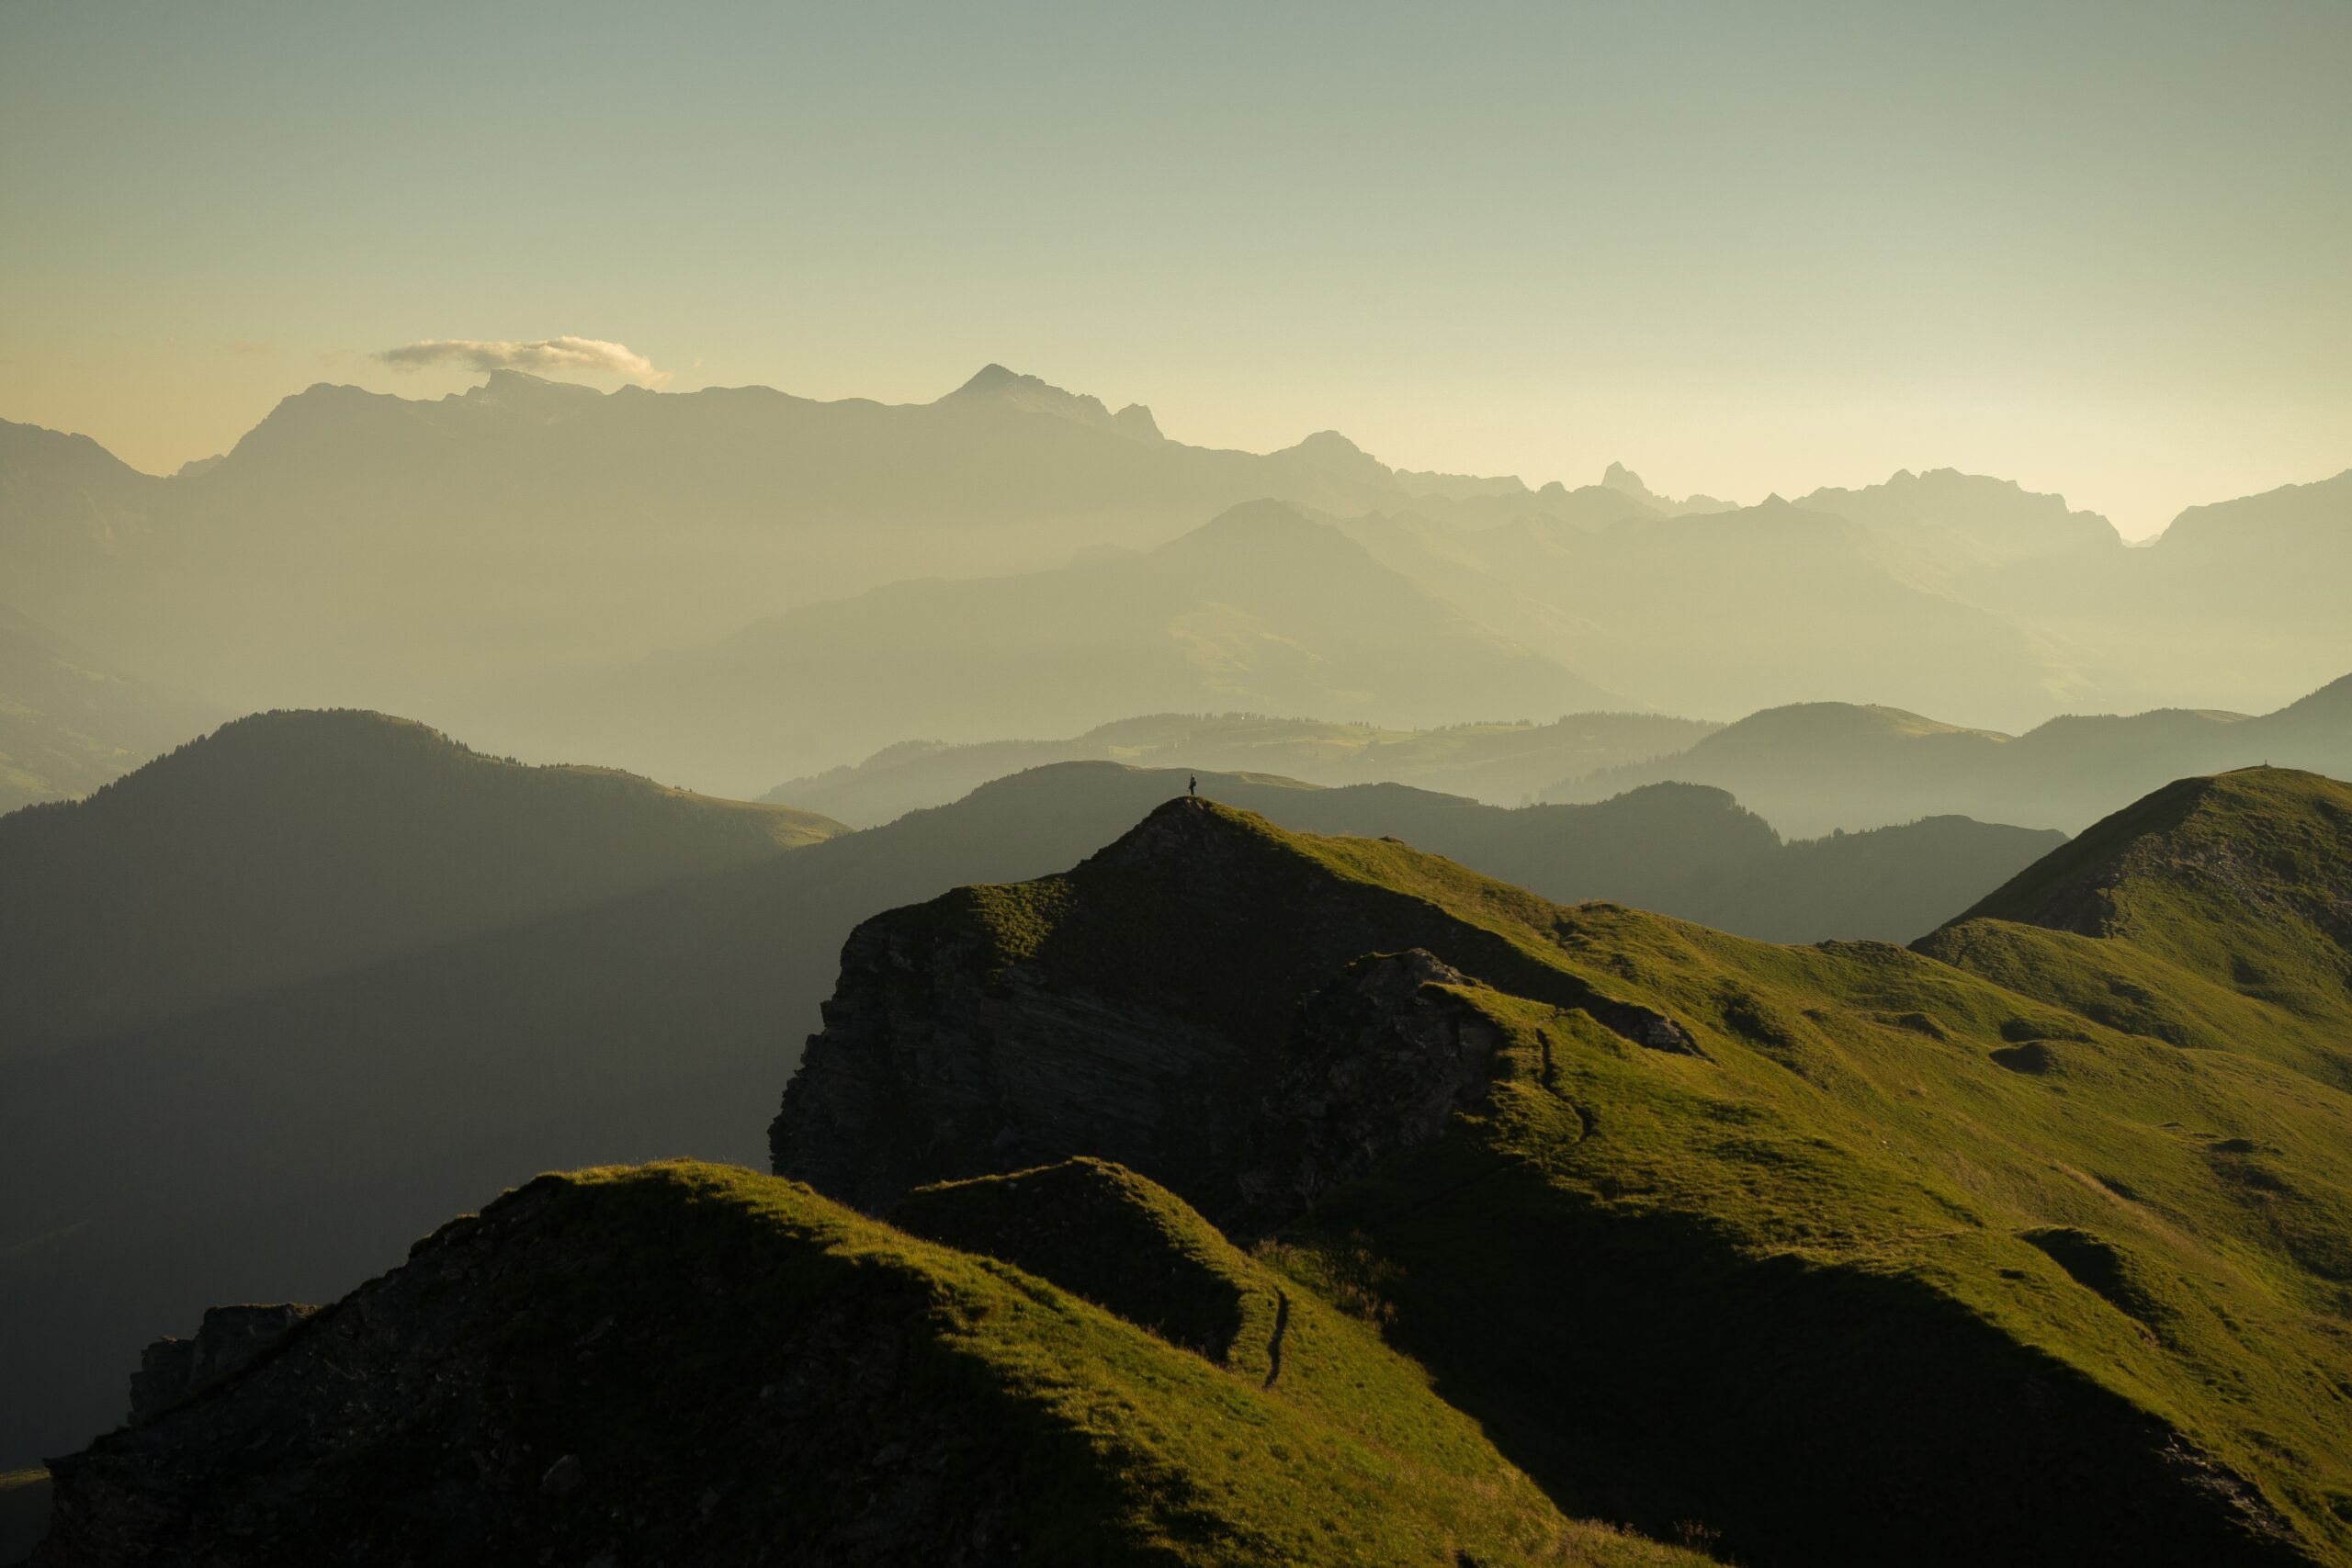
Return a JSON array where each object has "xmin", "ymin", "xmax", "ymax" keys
[{"xmin": 375, "ymin": 335, "xmax": 670, "ymax": 385}]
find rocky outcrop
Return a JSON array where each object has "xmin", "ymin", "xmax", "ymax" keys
[
  {"xmin": 126, "ymin": 1304, "xmax": 315, "ymax": 1427},
  {"xmin": 770, "ymin": 905, "xmax": 1254, "ymax": 1217},
  {"xmin": 772, "ymin": 797, "xmax": 1697, "ymax": 1228},
  {"xmin": 1234, "ymin": 950, "xmax": 1504, "ymax": 1228}
]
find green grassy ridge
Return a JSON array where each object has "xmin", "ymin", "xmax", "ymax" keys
[
  {"xmin": 0, "ymin": 707, "xmax": 845, "ymax": 1055},
  {"xmin": 1942, "ymin": 768, "xmax": 2352, "ymax": 1021},
  {"xmin": 876, "ymin": 794, "xmax": 2352, "ymax": 1562},
  {"xmin": 892, "ymin": 1157, "xmax": 1270, "ymax": 1366},
  {"xmin": 56, "ymin": 1160, "xmax": 1709, "ymax": 1568}
]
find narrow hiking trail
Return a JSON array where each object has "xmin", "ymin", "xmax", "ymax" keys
[{"xmin": 1261, "ymin": 1290, "xmax": 1291, "ymax": 1390}]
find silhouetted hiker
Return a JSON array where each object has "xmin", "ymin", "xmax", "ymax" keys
[{"xmin": 1189, "ymin": 773, "xmax": 1198, "ymax": 797}]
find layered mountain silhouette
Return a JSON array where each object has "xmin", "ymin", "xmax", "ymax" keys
[
  {"xmin": 0, "ymin": 709, "xmax": 842, "ymax": 1055},
  {"xmin": 0, "ymin": 367, "xmax": 1452, "ymax": 727},
  {"xmin": 0, "ymin": 711, "xmax": 2054, "ymax": 1474},
  {"xmin": 762, "ymin": 709, "xmax": 1720, "ymax": 826},
  {"xmin": 505, "ymin": 501, "xmax": 1620, "ymax": 794},
  {"xmin": 1343, "ymin": 490, "xmax": 2089, "ymax": 728},
  {"xmin": 1551, "ymin": 675, "xmax": 2352, "ymax": 835},
  {"xmin": 46, "ymin": 766, "xmax": 2352, "ymax": 1562},
  {"xmin": 4, "ymin": 367, "xmax": 2344, "ymax": 793}
]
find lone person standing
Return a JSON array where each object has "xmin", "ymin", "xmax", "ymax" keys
[{"xmin": 1188, "ymin": 773, "xmax": 1198, "ymax": 797}]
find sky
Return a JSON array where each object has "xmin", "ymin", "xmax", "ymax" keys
[{"xmin": 1, "ymin": 0, "xmax": 2346, "ymax": 538}]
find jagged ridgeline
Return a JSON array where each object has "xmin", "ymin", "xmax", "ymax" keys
[{"xmin": 772, "ymin": 776, "xmax": 2352, "ymax": 1564}]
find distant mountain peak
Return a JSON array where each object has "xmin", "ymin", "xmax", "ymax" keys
[
  {"xmin": 1796, "ymin": 468, "xmax": 2118, "ymax": 561},
  {"xmin": 460, "ymin": 368, "xmax": 605, "ymax": 409},
  {"xmin": 938, "ymin": 363, "xmax": 1153, "ymax": 437},
  {"xmin": 1599, "ymin": 461, "xmax": 1735, "ymax": 516},
  {"xmin": 1113, "ymin": 402, "xmax": 1163, "ymax": 440},
  {"xmin": 1170, "ymin": 497, "xmax": 1337, "ymax": 551},
  {"xmin": 950, "ymin": 362, "xmax": 1026, "ymax": 397}
]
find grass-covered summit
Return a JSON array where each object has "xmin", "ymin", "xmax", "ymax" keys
[
  {"xmin": 1924, "ymin": 768, "xmax": 2352, "ymax": 1070},
  {"xmin": 776, "ymin": 780, "xmax": 2352, "ymax": 1564},
  {"xmin": 36, "ymin": 1160, "xmax": 1704, "ymax": 1568}
]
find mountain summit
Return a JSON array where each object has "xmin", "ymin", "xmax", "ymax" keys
[
  {"xmin": 939, "ymin": 362, "xmax": 1160, "ymax": 439},
  {"xmin": 769, "ymin": 783, "xmax": 2352, "ymax": 1562}
]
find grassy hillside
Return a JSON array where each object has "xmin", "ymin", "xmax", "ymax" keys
[
  {"xmin": 777, "ymin": 784, "xmax": 2352, "ymax": 1563},
  {"xmin": 0, "ymin": 707, "xmax": 841, "ymax": 1054},
  {"xmin": 0, "ymin": 744, "xmax": 2047, "ymax": 1473},
  {"xmin": 36, "ymin": 1161, "xmax": 1705, "ymax": 1568},
  {"xmin": 1920, "ymin": 767, "xmax": 2352, "ymax": 1087}
]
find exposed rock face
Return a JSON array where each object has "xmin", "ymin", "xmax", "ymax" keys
[
  {"xmin": 772, "ymin": 798, "xmax": 1694, "ymax": 1229},
  {"xmin": 770, "ymin": 906, "xmax": 1253, "ymax": 1218},
  {"xmin": 1235, "ymin": 950, "xmax": 1503, "ymax": 1228},
  {"xmin": 127, "ymin": 1304, "xmax": 315, "ymax": 1427}
]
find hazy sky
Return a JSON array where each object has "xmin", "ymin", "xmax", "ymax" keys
[{"xmin": 3, "ymin": 1, "xmax": 2345, "ymax": 538}]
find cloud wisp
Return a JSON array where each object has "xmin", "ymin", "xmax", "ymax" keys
[{"xmin": 376, "ymin": 336, "xmax": 669, "ymax": 385}]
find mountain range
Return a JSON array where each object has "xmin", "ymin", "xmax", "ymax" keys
[
  {"xmin": 0, "ymin": 366, "xmax": 1458, "ymax": 728},
  {"xmin": 761, "ymin": 710, "xmax": 1720, "ymax": 827},
  {"xmin": 0, "ymin": 708, "xmax": 2058, "ymax": 1475},
  {"xmin": 3, "ymin": 365, "xmax": 2344, "ymax": 793},
  {"xmin": 1550, "ymin": 674, "xmax": 2352, "ymax": 836},
  {"xmin": 36, "ymin": 763, "xmax": 2352, "ymax": 1563},
  {"xmin": 497, "ymin": 500, "xmax": 1621, "ymax": 794}
]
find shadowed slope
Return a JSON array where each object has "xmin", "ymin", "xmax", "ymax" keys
[
  {"xmin": 0, "ymin": 708, "xmax": 842, "ymax": 1055},
  {"xmin": 776, "ymin": 792, "xmax": 2352, "ymax": 1564},
  {"xmin": 0, "ymin": 745, "xmax": 2039, "ymax": 1473},
  {"xmin": 34, "ymin": 1161, "xmax": 1702, "ymax": 1568}
]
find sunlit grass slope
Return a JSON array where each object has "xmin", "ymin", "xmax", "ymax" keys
[
  {"xmin": 880, "ymin": 789, "xmax": 2352, "ymax": 1564},
  {"xmin": 50, "ymin": 1160, "xmax": 1706, "ymax": 1568},
  {"xmin": 1925, "ymin": 767, "xmax": 2352, "ymax": 1081}
]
